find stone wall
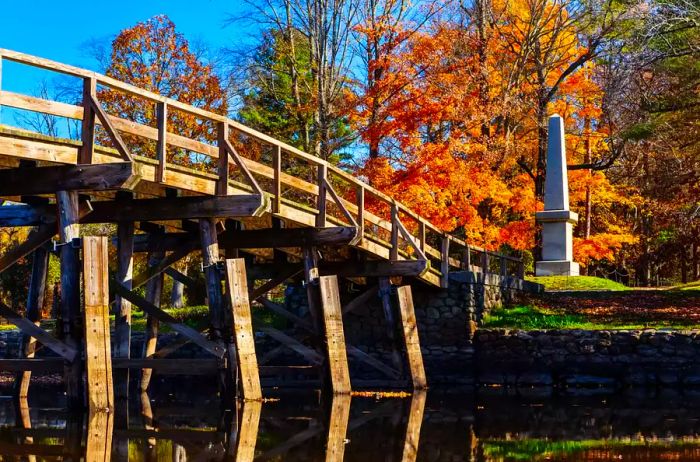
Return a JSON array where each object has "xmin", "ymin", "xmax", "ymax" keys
[{"xmin": 475, "ymin": 329, "xmax": 700, "ymax": 388}]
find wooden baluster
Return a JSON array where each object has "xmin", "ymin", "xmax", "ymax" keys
[
  {"xmin": 419, "ymin": 222, "xmax": 426, "ymax": 254},
  {"xmin": 273, "ymin": 145, "xmax": 282, "ymax": 214},
  {"xmin": 316, "ymin": 164, "xmax": 327, "ymax": 227},
  {"xmin": 356, "ymin": 185, "xmax": 364, "ymax": 243},
  {"xmin": 464, "ymin": 245, "xmax": 472, "ymax": 271},
  {"xmin": 79, "ymin": 77, "xmax": 96, "ymax": 165},
  {"xmin": 391, "ymin": 203, "xmax": 399, "ymax": 261},
  {"xmin": 481, "ymin": 251, "xmax": 489, "ymax": 275},
  {"xmin": 441, "ymin": 236, "xmax": 450, "ymax": 288},
  {"xmin": 501, "ymin": 255, "xmax": 507, "ymax": 278},
  {"xmin": 518, "ymin": 255, "xmax": 525, "ymax": 280},
  {"xmin": 156, "ymin": 101, "xmax": 167, "ymax": 183},
  {"xmin": 217, "ymin": 122, "xmax": 230, "ymax": 196}
]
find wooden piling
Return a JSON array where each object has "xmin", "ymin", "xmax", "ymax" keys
[
  {"xmin": 140, "ymin": 246, "xmax": 164, "ymax": 392},
  {"xmin": 82, "ymin": 236, "xmax": 114, "ymax": 413},
  {"xmin": 224, "ymin": 259, "xmax": 262, "ymax": 401},
  {"xmin": 318, "ymin": 275, "xmax": 351, "ymax": 394},
  {"xmin": 378, "ymin": 277, "xmax": 405, "ymax": 378},
  {"xmin": 14, "ymin": 245, "xmax": 49, "ymax": 399},
  {"xmin": 56, "ymin": 190, "xmax": 83, "ymax": 409},
  {"xmin": 396, "ymin": 285, "xmax": 427, "ymax": 390},
  {"xmin": 114, "ymin": 219, "xmax": 134, "ymax": 399}
]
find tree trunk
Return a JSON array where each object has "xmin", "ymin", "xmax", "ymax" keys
[{"xmin": 170, "ymin": 266, "xmax": 186, "ymax": 309}]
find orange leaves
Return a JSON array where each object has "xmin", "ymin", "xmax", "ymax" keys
[{"xmin": 574, "ymin": 233, "xmax": 638, "ymax": 267}]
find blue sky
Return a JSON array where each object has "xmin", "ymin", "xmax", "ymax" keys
[{"xmin": 0, "ymin": 0, "xmax": 254, "ymax": 95}]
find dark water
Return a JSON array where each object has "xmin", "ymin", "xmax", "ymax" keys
[{"xmin": 2, "ymin": 383, "xmax": 700, "ymax": 461}]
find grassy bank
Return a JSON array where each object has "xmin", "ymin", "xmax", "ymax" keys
[{"xmin": 528, "ymin": 275, "xmax": 629, "ymax": 291}]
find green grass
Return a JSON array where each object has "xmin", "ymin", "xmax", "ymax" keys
[
  {"xmin": 528, "ymin": 275, "xmax": 629, "ymax": 291},
  {"xmin": 483, "ymin": 438, "xmax": 700, "ymax": 461},
  {"xmin": 482, "ymin": 305, "xmax": 700, "ymax": 330},
  {"xmin": 674, "ymin": 280, "xmax": 700, "ymax": 291}
]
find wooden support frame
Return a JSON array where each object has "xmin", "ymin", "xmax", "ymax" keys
[
  {"xmin": 0, "ymin": 304, "xmax": 77, "ymax": 360},
  {"xmin": 140, "ymin": 246, "xmax": 165, "ymax": 391},
  {"xmin": 378, "ymin": 278, "xmax": 405, "ymax": 377},
  {"xmin": 113, "ymin": 219, "xmax": 134, "ymax": 400}
]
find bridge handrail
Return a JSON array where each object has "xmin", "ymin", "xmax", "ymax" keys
[{"xmin": 0, "ymin": 48, "xmax": 523, "ymax": 284}]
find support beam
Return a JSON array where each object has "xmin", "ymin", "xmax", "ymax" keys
[
  {"xmin": 378, "ymin": 278, "xmax": 405, "ymax": 378},
  {"xmin": 318, "ymin": 275, "xmax": 351, "ymax": 395},
  {"xmin": 111, "ymin": 282, "xmax": 225, "ymax": 358},
  {"xmin": 82, "ymin": 236, "xmax": 114, "ymax": 413},
  {"xmin": 14, "ymin": 245, "xmax": 49, "ymax": 398},
  {"xmin": 0, "ymin": 224, "xmax": 55, "ymax": 273},
  {"xmin": 249, "ymin": 266, "xmax": 303, "ymax": 301},
  {"xmin": 396, "ymin": 285, "xmax": 427, "ymax": 390},
  {"xmin": 342, "ymin": 285, "xmax": 378, "ymax": 315},
  {"xmin": 56, "ymin": 190, "xmax": 83, "ymax": 409},
  {"xmin": 245, "ymin": 260, "xmax": 427, "ymax": 280},
  {"xmin": 113, "ymin": 220, "xmax": 134, "ymax": 400},
  {"xmin": 140, "ymin": 247, "xmax": 164, "ymax": 392},
  {"xmin": 0, "ymin": 162, "xmax": 139, "ymax": 196},
  {"xmin": 258, "ymin": 327, "xmax": 323, "ymax": 365},
  {"xmin": 0, "ymin": 304, "xmax": 76, "ymax": 361},
  {"xmin": 224, "ymin": 259, "xmax": 262, "ymax": 401},
  {"xmin": 132, "ymin": 246, "xmax": 192, "ymax": 289}
]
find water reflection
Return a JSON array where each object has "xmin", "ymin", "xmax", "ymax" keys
[{"xmin": 3, "ymin": 387, "xmax": 700, "ymax": 460}]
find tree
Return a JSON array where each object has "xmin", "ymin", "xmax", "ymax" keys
[{"xmin": 100, "ymin": 15, "xmax": 227, "ymax": 167}]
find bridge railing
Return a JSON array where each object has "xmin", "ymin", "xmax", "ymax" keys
[{"xmin": 0, "ymin": 49, "xmax": 524, "ymax": 286}]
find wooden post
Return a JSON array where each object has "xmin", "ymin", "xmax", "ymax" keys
[
  {"xmin": 83, "ymin": 236, "xmax": 114, "ymax": 413},
  {"xmin": 500, "ymin": 256, "xmax": 507, "ymax": 278},
  {"xmin": 481, "ymin": 251, "xmax": 490, "ymax": 275},
  {"xmin": 378, "ymin": 277, "xmax": 405, "ymax": 378},
  {"xmin": 139, "ymin": 246, "xmax": 164, "ymax": 392},
  {"xmin": 114, "ymin": 219, "xmax": 134, "ymax": 400},
  {"xmin": 14, "ymin": 245, "xmax": 49, "ymax": 399},
  {"xmin": 79, "ymin": 77, "xmax": 96, "ymax": 164},
  {"xmin": 56, "ymin": 190, "xmax": 83, "ymax": 409},
  {"xmin": 86, "ymin": 410, "xmax": 114, "ymax": 462},
  {"xmin": 441, "ymin": 236, "xmax": 450, "ymax": 288},
  {"xmin": 391, "ymin": 203, "xmax": 399, "ymax": 260},
  {"xmin": 316, "ymin": 164, "xmax": 327, "ymax": 227},
  {"xmin": 325, "ymin": 394, "xmax": 351, "ymax": 462},
  {"xmin": 319, "ymin": 275, "xmax": 351, "ymax": 394},
  {"xmin": 464, "ymin": 245, "xmax": 472, "ymax": 271},
  {"xmin": 396, "ymin": 285, "xmax": 427, "ymax": 390},
  {"xmin": 356, "ymin": 185, "xmax": 364, "ymax": 243},
  {"xmin": 224, "ymin": 259, "xmax": 262, "ymax": 401},
  {"xmin": 419, "ymin": 222, "xmax": 426, "ymax": 253},
  {"xmin": 518, "ymin": 256, "xmax": 525, "ymax": 280},
  {"xmin": 156, "ymin": 101, "xmax": 167, "ymax": 183},
  {"xmin": 401, "ymin": 391, "xmax": 427, "ymax": 462},
  {"xmin": 217, "ymin": 122, "xmax": 230, "ymax": 195},
  {"xmin": 200, "ymin": 218, "xmax": 230, "ymax": 401},
  {"xmin": 273, "ymin": 146, "xmax": 282, "ymax": 214}
]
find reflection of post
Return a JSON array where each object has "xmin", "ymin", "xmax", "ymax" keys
[
  {"xmin": 85, "ymin": 410, "xmax": 114, "ymax": 462},
  {"xmin": 401, "ymin": 391, "xmax": 426, "ymax": 461},
  {"xmin": 233, "ymin": 400, "xmax": 262, "ymax": 462},
  {"xmin": 140, "ymin": 391, "xmax": 157, "ymax": 451},
  {"xmin": 325, "ymin": 394, "xmax": 351, "ymax": 462}
]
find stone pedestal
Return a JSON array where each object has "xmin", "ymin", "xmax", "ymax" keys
[{"xmin": 535, "ymin": 115, "xmax": 579, "ymax": 276}]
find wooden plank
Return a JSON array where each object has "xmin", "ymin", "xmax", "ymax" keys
[
  {"xmin": 14, "ymin": 245, "xmax": 49, "ymax": 398},
  {"xmin": 156, "ymin": 101, "xmax": 167, "ymax": 183},
  {"xmin": 112, "ymin": 358, "xmax": 221, "ymax": 374},
  {"xmin": 316, "ymin": 164, "xmax": 327, "ymax": 227},
  {"xmin": 235, "ymin": 400, "xmax": 262, "ymax": 462},
  {"xmin": 325, "ymin": 394, "xmax": 351, "ymax": 462},
  {"xmin": 318, "ymin": 275, "xmax": 351, "ymax": 394},
  {"xmin": 342, "ymin": 285, "xmax": 378, "ymax": 315},
  {"xmin": 347, "ymin": 345, "xmax": 400, "ymax": 379},
  {"xmin": 401, "ymin": 391, "xmax": 427, "ymax": 462},
  {"xmin": 396, "ymin": 285, "xmax": 427, "ymax": 390},
  {"xmin": 217, "ymin": 122, "xmax": 230, "ymax": 195},
  {"xmin": 379, "ymin": 277, "xmax": 405, "ymax": 377},
  {"xmin": 0, "ymin": 358, "xmax": 64, "ymax": 372},
  {"xmin": 140, "ymin": 247, "xmax": 164, "ymax": 392},
  {"xmin": 219, "ymin": 226, "xmax": 358, "ymax": 250},
  {"xmin": 85, "ymin": 410, "xmax": 113, "ymax": 462},
  {"xmin": 273, "ymin": 146, "xmax": 281, "ymax": 213},
  {"xmin": 90, "ymin": 93, "xmax": 133, "ymax": 161},
  {"xmin": 0, "ymin": 203, "xmax": 56, "ymax": 227},
  {"xmin": 224, "ymin": 259, "xmax": 262, "ymax": 400},
  {"xmin": 200, "ymin": 218, "xmax": 225, "ymax": 341},
  {"xmin": 249, "ymin": 266, "xmax": 303, "ymax": 300},
  {"xmin": 0, "ymin": 306, "xmax": 77, "ymax": 361},
  {"xmin": 258, "ymin": 327, "xmax": 323, "ymax": 365},
  {"xmin": 85, "ymin": 194, "xmax": 266, "ymax": 223},
  {"xmin": 164, "ymin": 266, "xmax": 197, "ymax": 287},
  {"xmin": 113, "ymin": 219, "xmax": 134, "ymax": 400},
  {"xmin": 0, "ymin": 162, "xmax": 139, "ymax": 196},
  {"xmin": 132, "ymin": 246, "xmax": 191, "ymax": 289},
  {"xmin": 321, "ymin": 260, "xmax": 428, "ymax": 278},
  {"xmin": 56, "ymin": 190, "xmax": 83, "ymax": 409},
  {"xmin": 111, "ymin": 282, "xmax": 225, "ymax": 358},
  {"xmin": 441, "ymin": 236, "xmax": 450, "ymax": 288},
  {"xmin": 82, "ymin": 236, "xmax": 114, "ymax": 413},
  {"xmin": 259, "ymin": 298, "xmax": 314, "ymax": 332},
  {"xmin": 79, "ymin": 77, "xmax": 96, "ymax": 164}
]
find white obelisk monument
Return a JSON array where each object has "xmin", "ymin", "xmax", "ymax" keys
[{"xmin": 535, "ymin": 114, "xmax": 580, "ymax": 276}]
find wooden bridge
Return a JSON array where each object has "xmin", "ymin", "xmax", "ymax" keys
[{"xmin": 0, "ymin": 49, "xmax": 525, "ymax": 410}]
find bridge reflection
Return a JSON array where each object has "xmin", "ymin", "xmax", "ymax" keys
[{"xmin": 0, "ymin": 391, "xmax": 431, "ymax": 461}]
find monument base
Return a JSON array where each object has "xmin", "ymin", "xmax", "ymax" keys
[{"xmin": 535, "ymin": 260, "xmax": 580, "ymax": 277}]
